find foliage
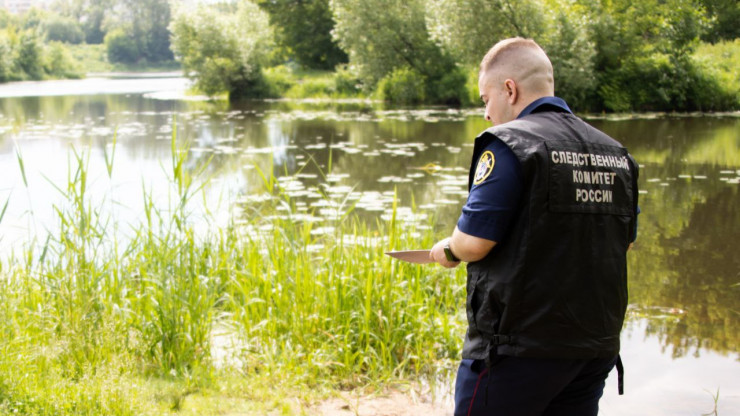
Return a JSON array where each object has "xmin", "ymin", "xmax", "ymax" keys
[
  {"xmin": 425, "ymin": 0, "xmax": 546, "ymax": 66},
  {"xmin": 698, "ymin": 0, "xmax": 740, "ymax": 42},
  {"xmin": 0, "ymin": 132, "xmax": 465, "ymax": 413},
  {"xmin": 43, "ymin": 41, "xmax": 80, "ymax": 78},
  {"xmin": 419, "ymin": 0, "xmax": 740, "ymax": 110},
  {"xmin": 330, "ymin": 0, "xmax": 466, "ymax": 104},
  {"xmin": 539, "ymin": 1, "xmax": 597, "ymax": 110},
  {"xmin": 51, "ymin": 0, "xmax": 172, "ymax": 61},
  {"xmin": 377, "ymin": 66, "xmax": 426, "ymax": 104},
  {"xmin": 333, "ymin": 64, "xmax": 363, "ymax": 96},
  {"xmin": 582, "ymin": 0, "xmax": 733, "ymax": 111},
  {"xmin": 256, "ymin": 0, "xmax": 347, "ymax": 70},
  {"xmin": 104, "ymin": 0, "xmax": 173, "ymax": 62},
  {"xmin": 0, "ymin": 37, "xmax": 13, "ymax": 81},
  {"xmin": 51, "ymin": 0, "xmax": 112, "ymax": 44},
  {"xmin": 170, "ymin": 1, "xmax": 275, "ymax": 99},
  {"xmin": 15, "ymin": 30, "xmax": 44, "ymax": 80},
  {"xmin": 43, "ymin": 14, "xmax": 84, "ymax": 44},
  {"xmin": 0, "ymin": 0, "xmax": 738, "ymax": 109},
  {"xmin": 0, "ymin": 16, "xmax": 82, "ymax": 82},
  {"xmin": 105, "ymin": 28, "xmax": 140, "ymax": 64},
  {"xmin": 691, "ymin": 40, "xmax": 740, "ymax": 110}
]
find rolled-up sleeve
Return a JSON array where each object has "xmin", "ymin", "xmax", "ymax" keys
[{"xmin": 457, "ymin": 138, "xmax": 523, "ymax": 242}]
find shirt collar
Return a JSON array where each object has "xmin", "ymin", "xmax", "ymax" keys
[{"xmin": 517, "ymin": 96, "xmax": 572, "ymax": 119}]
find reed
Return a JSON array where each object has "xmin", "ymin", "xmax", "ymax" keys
[{"xmin": 0, "ymin": 132, "xmax": 466, "ymax": 414}]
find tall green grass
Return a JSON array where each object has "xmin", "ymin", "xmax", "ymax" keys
[{"xmin": 0, "ymin": 133, "xmax": 465, "ymax": 414}]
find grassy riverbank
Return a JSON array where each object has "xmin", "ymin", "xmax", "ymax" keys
[
  {"xmin": 0, "ymin": 137, "xmax": 464, "ymax": 415},
  {"xmin": 179, "ymin": 39, "xmax": 740, "ymax": 111},
  {"xmin": 68, "ymin": 44, "xmax": 181, "ymax": 75}
]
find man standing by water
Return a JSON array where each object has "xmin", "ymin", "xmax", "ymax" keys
[{"xmin": 429, "ymin": 38, "xmax": 639, "ymax": 415}]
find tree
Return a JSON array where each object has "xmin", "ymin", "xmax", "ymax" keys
[
  {"xmin": 699, "ymin": 0, "xmax": 740, "ymax": 42},
  {"xmin": 50, "ymin": 0, "xmax": 112, "ymax": 44},
  {"xmin": 538, "ymin": 1, "xmax": 598, "ymax": 110},
  {"xmin": 105, "ymin": 27, "xmax": 139, "ymax": 63},
  {"xmin": 16, "ymin": 31, "xmax": 44, "ymax": 80},
  {"xmin": 425, "ymin": 0, "xmax": 601, "ymax": 108},
  {"xmin": 169, "ymin": 1, "xmax": 274, "ymax": 98},
  {"xmin": 581, "ymin": 0, "xmax": 709, "ymax": 111},
  {"xmin": 106, "ymin": 0, "xmax": 173, "ymax": 62},
  {"xmin": 425, "ymin": 0, "xmax": 545, "ymax": 66},
  {"xmin": 256, "ymin": 0, "xmax": 346, "ymax": 69},
  {"xmin": 0, "ymin": 36, "xmax": 14, "ymax": 82},
  {"xmin": 330, "ymin": 0, "xmax": 465, "ymax": 103},
  {"xmin": 43, "ymin": 14, "xmax": 85, "ymax": 44}
]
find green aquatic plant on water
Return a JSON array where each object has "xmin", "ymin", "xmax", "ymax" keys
[{"xmin": 0, "ymin": 132, "xmax": 466, "ymax": 414}]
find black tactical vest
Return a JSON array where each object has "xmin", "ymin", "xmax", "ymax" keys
[{"xmin": 462, "ymin": 111, "xmax": 639, "ymax": 360}]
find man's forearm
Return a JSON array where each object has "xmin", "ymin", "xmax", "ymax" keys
[
  {"xmin": 448, "ymin": 226, "xmax": 497, "ymax": 262},
  {"xmin": 430, "ymin": 227, "xmax": 497, "ymax": 267}
]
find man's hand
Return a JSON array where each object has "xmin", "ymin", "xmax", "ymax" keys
[{"xmin": 430, "ymin": 237, "xmax": 461, "ymax": 268}]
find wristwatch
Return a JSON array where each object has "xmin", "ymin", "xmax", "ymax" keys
[{"xmin": 444, "ymin": 243, "xmax": 460, "ymax": 262}]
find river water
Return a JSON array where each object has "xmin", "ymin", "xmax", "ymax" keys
[{"xmin": 0, "ymin": 75, "xmax": 738, "ymax": 415}]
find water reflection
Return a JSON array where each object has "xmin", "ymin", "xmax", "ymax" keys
[{"xmin": 0, "ymin": 85, "xmax": 738, "ymax": 413}]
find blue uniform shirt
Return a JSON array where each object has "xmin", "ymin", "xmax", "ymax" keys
[{"xmin": 456, "ymin": 97, "xmax": 572, "ymax": 242}]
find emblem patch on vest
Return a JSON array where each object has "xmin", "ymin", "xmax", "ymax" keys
[
  {"xmin": 545, "ymin": 141, "xmax": 633, "ymax": 215},
  {"xmin": 474, "ymin": 150, "xmax": 495, "ymax": 185}
]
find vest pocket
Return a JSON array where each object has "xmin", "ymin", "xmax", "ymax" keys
[{"xmin": 467, "ymin": 271, "xmax": 497, "ymax": 338}]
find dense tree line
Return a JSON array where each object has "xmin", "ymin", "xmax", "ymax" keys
[
  {"xmin": 0, "ymin": 0, "xmax": 174, "ymax": 82},
  {"xmin": 2, "ymin": 0, "xmax": 737, "ymax": 112},
  {"xmin": 170, "ymin": 0, "xmax": 738, "ymax": 111},
  {"xmin": 0, "ymin": 9, "xmax": 79, "ymax": 81}
]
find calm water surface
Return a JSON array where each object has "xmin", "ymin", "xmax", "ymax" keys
[{"xmin": 0, "ymin": 76, "xmax": 738, "ymax": 415}]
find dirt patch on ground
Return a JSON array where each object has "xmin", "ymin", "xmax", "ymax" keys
[{"xmin": 312, "ymin": 389, "xmax": 453, "ymax": 416}]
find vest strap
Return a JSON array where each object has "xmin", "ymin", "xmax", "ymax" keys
[
  {"xmin": 483, "ymin": 335, "xmax": 512, "ymax": 406},
  {"xmin": 616, "ymin": 354, "xmax": 624, "ymax": 395}
]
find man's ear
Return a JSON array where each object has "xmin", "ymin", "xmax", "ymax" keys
[{"xmin": 504, "ymin": 79, "xmax": 518, "ymax": 104}]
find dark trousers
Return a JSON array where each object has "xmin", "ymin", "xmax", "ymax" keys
[{"xmin": 454, "ymin": 355, "xmax": 617, "ymax": 416}]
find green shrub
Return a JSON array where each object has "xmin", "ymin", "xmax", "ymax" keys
[
  {"xmin": 43, "ymin": 41, "xmax": 80, "ymax": 78},
  {"xmin": 0, "ymin": 36, "xmax": 13, "ymax": 82},
  {"xmin": 333, "ymin": 64, "xmax": 363, "ymax": 96},
  {"xmin": 377, "ymin": 66, "xmax": 426, "ymax": 104},
  {"xmin": 693, "ymin": 40, "xmax": 740, "ymax": 109},
  {"xmin": 105, "ymin": 28, "xmax": 140, "ymax": 64},
  {"xmin": 597, "ymin": 49, "xmax": 739, "ymax": 112},
  {"xmin": 43, "ymin": 15, "xmax": 84, "ymax": 44},
  {"xmin": 464, "ymin": 66, "xmax": 481, "ymax": 107},
  {"xmin": 427, "ymin": 66, "xmax": 469, "ymax": 106},
  {"xmin": 16, "ymin": 31, "xmax": 44, "ymax": 80},
  {"xmin": 228, "ymin": 71, "xmax": 275, "ymax": 100},
  {"xmin": 286, "ymin": 77, "xmax": 335, "ymax": 98},
  {"xmin": 262, "ymin": 65, "xmax": 296, "ymax": 96}
]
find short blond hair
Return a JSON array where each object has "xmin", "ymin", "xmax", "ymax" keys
[
  {"xmin": 479, "ymin": 37, "xmax": 547, "ymax": 75},
  {"xmin": 479, "ymin": 37, "xmax": 554, "ymax": 95}
]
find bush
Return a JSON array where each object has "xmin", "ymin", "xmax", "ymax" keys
[
  {"xmin": 169, "ymin": 1, "xmax": 274, "ymax": 99},
  {"xmin": 693, "ymin": 40, "xmax": 740, "ymax": 109},
  {"xmin": 262, "ymin": 65, "xmax": 296, "ymax": 96},
  {"xmin": 16, "ymin": 31, "xmax": 43, "ymax": 80},
  {"xmin": 377, "ymin": 66, "xmax": 426, "ymax": 104},
  {"xmin": 464, "ymin": 66, "xmax": 481, "ymax": 106},
  {"xmin": 43, "ymin": 41, "xmax": 80, "ymax": 78},
  {"xmin": 598, "ymin": 54, "xmax": 685, "ymax": 112},
  {"xmin": 427, "ymin": 66, "xmax": 469, "ymax": 106},
  {"xmin": 597, "ymin": 49, "xmax": 739, "ymax": 112},
  {"xmin": 333, "ymin": 64, "xmax": 363, "ymax": 96},
  {"xmin": 286, "ymin": 77, "xmax": 335, "ymax": 98},
  {"xmin": 0, "ymin": 36, "xmax": 13, "ymax": 82},
  {"xmin": 44, "ymin": 15, "xmax": 84, "ymax": 44},
  {"xmin": 105, "ymin": 28, "xmax": 140, "ymax": 64}
]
